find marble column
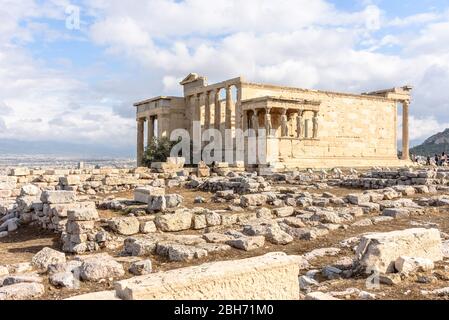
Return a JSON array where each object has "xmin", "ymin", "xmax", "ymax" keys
[
  {"xmin": 214, "ymin": 89, "xmax": 221, "ymax": 130},
  {"xmin": 147, "ymin": 115, "xmax": 153, "ymax": 146},
  {"xmin": 304, "ymin": 119, "xmax": 310, "ymax": 138},
  {"xmin": 137, "ymin": 118, "xmax": 145, "ymax": 167},
  {"xmin": 402, "ymin": 100, "xmax": 410, "ymax": 160},
  {"xmin": 225, "ymin": 86, "xmax": 233, "ymax": 129},
  {"xmin": 204, "ymin": 91, "xmax": 211, "ymax": 130}
]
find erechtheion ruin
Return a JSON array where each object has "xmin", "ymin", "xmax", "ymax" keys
[{"xmin": 134, "ymin": 73, "xmax": 412, "ymax": 170}]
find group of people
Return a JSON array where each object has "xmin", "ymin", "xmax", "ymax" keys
[{"xmin": 426, "ymin": 152, "xmax": 449, "ymax": 166}]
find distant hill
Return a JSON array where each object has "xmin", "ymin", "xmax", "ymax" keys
[
  {"xmin": 411, "ymin": 128, "xmax": 449, "ymax": 156},
  {"xmin": 0, "ymin": 139, "xmax": 134, "ymax": 158}
]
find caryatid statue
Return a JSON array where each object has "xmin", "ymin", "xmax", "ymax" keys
[
  {"xmin": 265, "ymin": 109, "xmax": 273, "ymax": 136},
  {"xmin": 281, "ymin": 109, "xmax": 288, "ymax": 137},
  {"xmin": 312, "ymin": 111, "xmax": 319, "ymax": 138},
  {"xmin": 296, "ymin": 111, "xmax": 303, "ymax": 138},
  {"xmin": 251, "ymin": 110, "xmax": 259, "ymax": 135}
]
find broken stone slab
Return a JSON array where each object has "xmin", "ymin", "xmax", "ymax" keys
[
  {"xmin": 240, "ymin": 194, "xmax": 268, "ymax": 207},
  {"xmin": 167, "ymin": 244, "xmax": 208, "ymax": 262},
  {"xmin": 124, "ymin": 237, "xmax": 158, "ymax": 256},
  {"xmin": 197, "ymin": 242, "xmax": 232, "ymax": 253},
  {"xmin": 0, "ymin": 282, "xmax": 45, "ymax": 300},
  {"xmin": 108, "ymin": 217, "xmax": 140, "ymax": 236},
  {"xmin": 41, "ymin": 191, "xmax": 76, "ymax": 204},
  {"xmin": 139, "ymin": 220, "xmax": 157, "ymax": 233},
  {"xmin": 129, "ymin": 260, "xmax": 152, "ymax": 276},
  {"xmin": 299, "ymin": 275, "xmax": 319, "ymax": 291},
  {"xmin": 355, "ymin": 228, "xmax": 443, "ymax": 274},
  {"xmin": 382, "ymin": 208, "xmax": 410, "ymax": 219},
  {"xmin": 226, "ymin": 236, "xmax": 265, "ymax": 251},
  {"xmin": 154, "ymin": 210, "xmax": 192, "ymax": 232},
  {"xmin": 347, "ymin": 193, "xmax": 371, "ymax": 205},
  {"xmin": 395, "ymin": 256, "xmax": 435, "ymax": 274},
  {"xmin": 302, "ymin": 247, "xmax": 341, "ymax": 261},
  {"xmin": 31, "ymin": 247, "xmax": 66, "ymax": 271},
  {"xmin": 379, "ymin": 273, "xmax": 402, "ymax": 285},
  {"xmin": 20, "ymin": 184, "xmax": 40, "ymax": 196},
  {"xmin": 2, "ymin": 273, "xmax": 43, "ymax": 286},
  {"xmin": 134, "ymin": 187, "xmax": 166, "ymax": 204},
  {"xmin": 49, "ymin": 272, "xmax": 78, "ymax": 289},
  {"xmin": 67, "ymin": 208, "xmax": 99, "ymax": 221},
  {"xmin": 66, "ymin": 220, "xmax": 95, "ymax": 234},
  {"xmin": 273, "ymin": 206, "xmax": 294, "ymax": 217},
  {"xmin": 351, "ymin": 218, "xmax": 373, "ymax": 227},
  {"xmin": 114, "ymin": 252, "xmax": 299, "ymax": 300},
  {"xmin": 79, "ymin": 254, "xmax": 125, "ymax": 282},
  {"xmin": 202, "ymin": 233, "xmax": 233, "ymax": 243},
  {"xmin": 60, "ymin": 175, "xmax": 81, "ymax": 186}
]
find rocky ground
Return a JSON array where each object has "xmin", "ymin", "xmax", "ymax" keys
[{"xmin": 2, "ymin": 162, "xmax": 449, "ymax": 300}]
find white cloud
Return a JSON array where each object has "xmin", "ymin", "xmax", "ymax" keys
[{"xmin": 2, "ymin": 0, "xmax": 449, "ymax": 155}]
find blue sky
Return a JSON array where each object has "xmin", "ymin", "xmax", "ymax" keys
[{"xmin": 1, "ymin": 0, "xmax": 449, "ymax": 157}]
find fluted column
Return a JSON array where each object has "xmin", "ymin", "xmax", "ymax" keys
[
  {"xmin": 204, "ymin": 91, "xmax": 211, "ymax": 130},
  {"xmin": 225, "ymin": 86, "xmax": 232, "ymax": 129},
  {"xmin": 147, "ymin": 116, "xmax": 153, "ymax": 146},
  {"xmin": 402, "ymin": 100, "xmax": 410, "ymax": 160},
  {"xmin": 214, "ymin": 89, "xmax": 221, "ymax": 130},
  {"xmin": 137, "ymin": 118, "xmax": 145, "ymax": 166}
]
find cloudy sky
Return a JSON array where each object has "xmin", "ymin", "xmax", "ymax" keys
[{"xmin": 0, "ymin": 0, "xmax": 449, "ymax": 157}]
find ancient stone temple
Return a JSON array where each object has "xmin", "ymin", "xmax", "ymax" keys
[{"xmin": 134, "ymin": 73, "xmax": 412, "ymax": 170}]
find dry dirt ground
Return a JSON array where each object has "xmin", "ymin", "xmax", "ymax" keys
[{"xmin": 2, "ymin": 185, "xmax": 449, "ymax": 300}]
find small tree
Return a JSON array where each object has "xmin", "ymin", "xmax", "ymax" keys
[{"xmin": 142, "ymin": 137, "xmax": 180, "ymax": 166}]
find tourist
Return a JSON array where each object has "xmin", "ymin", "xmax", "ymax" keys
[
  {"xmin": 442, "ymin": 152, "xmax": 448, "ymax": 166},
  {"xmin": 426, "ymin": 156, "xmax": 431, "ymax": 166},
  {"xmin": 435, "ymin": 154, "xmax": 441, "ymax": 166}
]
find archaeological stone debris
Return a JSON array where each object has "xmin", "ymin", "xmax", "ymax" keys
[{"xmin": 3, "ymin": 161, "xmax": 449, "ymax": 301}]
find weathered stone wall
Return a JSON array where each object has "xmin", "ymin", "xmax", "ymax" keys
[{"xmin": 241, "ymin": 83, "xmax": 400, "ymax": 168}]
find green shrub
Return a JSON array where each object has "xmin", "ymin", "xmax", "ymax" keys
[{"xmin": 142, "ymin": 137, "xmax": 181, "ymax": 166}]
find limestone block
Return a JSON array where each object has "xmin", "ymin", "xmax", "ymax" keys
[
  {"xmin": 134, "ymin": 187, "xmax": 165, "ymax": 204},
  {"xmin": 31, "ymin": 247, "xmax": 66, "ymax": 270},
  {"xmin": 154, "ymin": 211, "xmax": 193, "ymax": 232},
  {"xmin": 67, "ymin": 208, "xmax": 99, "ymax": 221},
  {"xmin": 355, "ymin": 228, "xmax": 443, "ymax": 273},
  {"xmin": 108, "ymin": 217, "xmax": 140, "ymax": 236},
  {"xmin": 226, "ymin": 236, "xmax": 265, "ymax": 251},
  {"xmin": 60, "ymin": 175, "xmax": 81, "ymax": 186},
  {"xmin": 0, "ymin": 282, "xmax": 45, "ymax": 300},
  {"xmin": 139, "ymin": 220, "xmax": 157, "ymax": 233},
  {"xmin": 395, "ymin": 256, "xmax": 435, "ymax": 273},
  {"xmin": 41, "ymin": 191, "xmax": 76, "ymax": 204},
  {"xmin": 9, "ymin": 167, "xmax": 30, "ymax": 176},
  {"xmin": 347, "ymin": 193, "xmax": 371, "ymax": 205},
  {"xmin": 240, "ymin": 194, "xmax": 268, "ymax": 207},
  {"xmin": 79, "ymin": 254, "xmax": 125, "ymax": 281},
  {"xmin": 114, "ymin": 253, "xmax": 299, "ymax": 300}
]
